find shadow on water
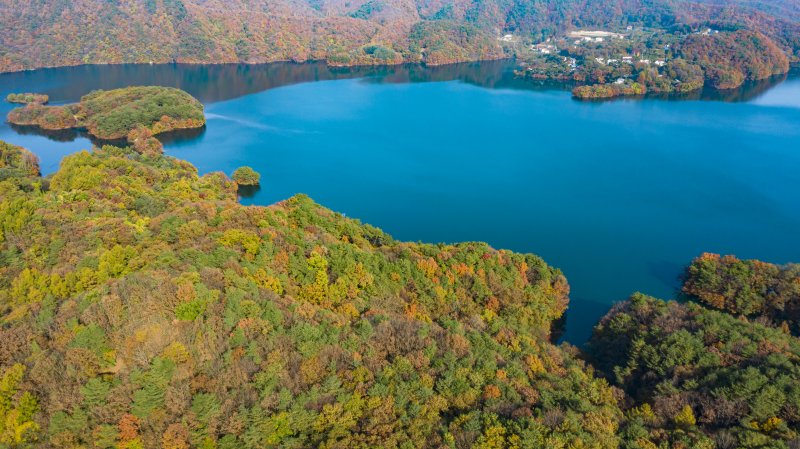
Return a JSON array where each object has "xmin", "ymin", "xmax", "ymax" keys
[
  {"xmin": 647, "ymin": 70, "xmax": 793, "ymax": 103},
  {"xmin": 555, "ymin": 296, "xmax": 619, "ymax": 344},
  {"xmin": 9, "ymin": 124, "xmax": 84, "ymax": 142},
  {"xmin": 0, "ymin": 60, "xmax": 549, "ymax": 104},
  {"xmin": 3, "ymin": 60, "xmax": 796, "ymax": 107},
  {"xmin": 549, "ymin": 314, "xmax": 568, "ymax": 344},
  {"xmin": 9, "ymin": 122, "xmax": 207, "ymax": 147},
  {"xmin": 237, "ymin": 184, "xmax": 261, "ymax": 199},
  {"xmin": 646, "ymin": 259, "xmax": 686, "ymax": 294},
  {"xmin": 9, "ymin": 123, "xmax": 127, "ymax": 149},
  {"xmin": 155, "ymin": 126, "xmax": 207, "ymax": 146}
]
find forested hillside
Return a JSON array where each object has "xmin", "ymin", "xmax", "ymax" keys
[
  {"xmin": 589, "ymin": 293, "xmax": 800, "ymax": 448},
  {"xmin": 0, "ymin": 143, "xmax": 624, "ymax": 448},
  {"xmin": 3, "ymin": 139, "xmax": 800, "ymax": 448},
  {"xmin": 1, "ymin": 0, "xmax": 799, "ymax": 72},
  {"xmin": 683, "ymin": 253, "xmax": 800, "ymax": 334}
]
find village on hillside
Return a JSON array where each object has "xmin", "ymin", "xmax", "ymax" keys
[{"xmin": 496, "ymin": 25, "xmax": 741, "ymax": 97}]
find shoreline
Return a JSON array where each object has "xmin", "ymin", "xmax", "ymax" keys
[
  {"xmin": 0, "ymin": 54, "xmax": 514, "ymax": 76},
  {"xmin": 4, "ymin": 59, "xmax": 797, "ymax": 102}
]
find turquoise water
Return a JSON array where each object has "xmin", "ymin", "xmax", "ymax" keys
[{"xmin": 2, "ymin": 61, "xmax": 800, "ymax": 343}]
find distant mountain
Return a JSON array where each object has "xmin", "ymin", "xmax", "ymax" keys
[{"xmin": 0, "ymin": 0, "xmax": 798, "ymax": 72}]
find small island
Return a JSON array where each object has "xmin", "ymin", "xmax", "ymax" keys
[
  {"xmin": 232, "ymin": 166, "xmax": 261, "ymax": 186},
  {"xmin": 572, "ymin": 81, "xmax": 647, "ymax": 100},
  {"xmin": 6, "ymin": 93, "xmax": 49, "ymax": 105},
  {"xmin": 6, "ymin": 86, "xmax": 205, "ymax": 154}
]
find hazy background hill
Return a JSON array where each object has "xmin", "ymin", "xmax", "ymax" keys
[{"xmin": 1, "ymin": 0, "xmax": 799, "ymax": 72}]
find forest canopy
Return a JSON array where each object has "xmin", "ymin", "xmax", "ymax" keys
[
  {"xmin": 232, "ymin": 166, "xmax": 261, "ymax": 186},
  {"xmin": 588, "ymin": 293, "xmax": 800, "ymax": 448},
  {"xmin": 683, "ymin": 253, "xmax": 800, "ymax": 334},
  {"xmin": 0, "ymin": 0, "xmax": 798, "ymax": 72},
  {"xmin": 5, "ymin": 93, "xmax": 49, "ymax": 105},
  {"xmin": 0, "ymin": 142, "xmax": 624, "ymax": 449},
  {"xmin": 2, "ymin": 139, "xmax": 800, "ymax": 448}
]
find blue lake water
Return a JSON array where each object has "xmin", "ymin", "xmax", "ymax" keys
[{"xmin": 2, "ymin": 61, "xmax": 800, "ymax": 343}]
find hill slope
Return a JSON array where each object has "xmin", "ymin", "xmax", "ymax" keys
[
  {"xmin": 1, "ymin": 0, "xmax": 799, "ymax": 72},
  {"xmin": 4, "ymin": 141, "xmax": 800, "ymax": 448},
  {"xmin": 0, "ymin": 143, "xmax": 624, "ymax": 448},
  {"xmin": 589, "ymin": 293, "xmax": 800, "ymax": 448}
]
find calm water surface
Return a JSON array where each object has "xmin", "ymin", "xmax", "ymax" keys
[{"xmin": 2, "ymin": 61, "xmax": 799, "ymax": 343}]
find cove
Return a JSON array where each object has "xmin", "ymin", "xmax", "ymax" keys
[{"xmin": 2, "ymin": 61, "xmax": 800, "ymax": 343}]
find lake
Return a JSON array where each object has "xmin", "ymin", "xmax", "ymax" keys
[{"xmin": 2, "ymin": 61, "xmax": 799, "ymax": 343}]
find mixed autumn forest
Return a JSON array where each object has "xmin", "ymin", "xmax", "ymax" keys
[
  {"xmin": 1, "ymin": 0, "xmax": 800, "ymax": 72},
  {"xmin": 1, "ymin": 122, "xmax": 800, "ymax": 447},
  {"xmin": 2, "ymin": 1, "xmax": 800, "ymax": 447}
]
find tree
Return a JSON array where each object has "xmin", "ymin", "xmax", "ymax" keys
[
  {"xmin": 674, "ymin": 405, "xmax": 696, "ymax": 429},
  {"xmin": 232, "ymin": 166, "xmax": 260, "ymax": 186},
  {"xmin": 0, "ymin": 364, "xmax": 39, "ymax": 445}
]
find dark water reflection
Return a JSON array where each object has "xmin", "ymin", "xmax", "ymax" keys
[
  {"xmin": 9, "ymin": 124, "xmax": 84, "ymax": 142},
  {"xmin": 154, "ymin": 126, "xmax": 208, "ymax": 146},
  {"xmin": 237, "ymin": 184, "xmax": 261, "ymax": 199},
  {"xmin": 2, "ymin": 60, "xmax": 794, "ymax": 107},
  {"xmin": 10, "ymin": 121, "xmax": 206, "ymax": 147}
]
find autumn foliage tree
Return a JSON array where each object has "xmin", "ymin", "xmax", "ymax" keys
[{"xmin": 231, "ymin": 166, "xmax": 260, "ymax": 186}]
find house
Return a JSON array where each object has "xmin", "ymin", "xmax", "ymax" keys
[
  {"xmin": 639, "ymin": 59, "xmax": 651, "ymax": 64},
  {"xmin": 622, "ymin": 56, "xmax": 633, "ymax": 64},
  {"xmin": 595, "ymin": 37, "xmax": 604, "ymax": 42},
  {"xmin": 499, "ymin": 34, "xmax": 514, "ymax": 42},
  {"xmin": 615, "ymin": 78, "xmax": 626, "ymax": 85},
  {"xmin": 606, "ymin": 58, "xmax": 619, "ymax": 64},
  {"xmin": 595, "ymin": 57, "xmax": 606, "ymax": 65},
  {"xmin": 567, "ymin": 57, "xmax": 577, "ymax": 69},
  {"xmin": 654, "ymin": 60, "xmax": 666, "ymax": 67}
]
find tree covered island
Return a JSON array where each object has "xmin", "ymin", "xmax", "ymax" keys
[
  {"xmin": 6, "ymin": 86, "xmax": 205, "ymax": 154},
  {"xmin": 6, "ymin": 93, "xmax": 49, "ymax": 105}
]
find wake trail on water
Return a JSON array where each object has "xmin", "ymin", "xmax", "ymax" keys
[
  {"xmin": 205, "ymin": 112, "xmax": 316, "ymax": 134},
  {"xmin": 205, "ymin": 113, "xmax": 278, "ymax": 131}
]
